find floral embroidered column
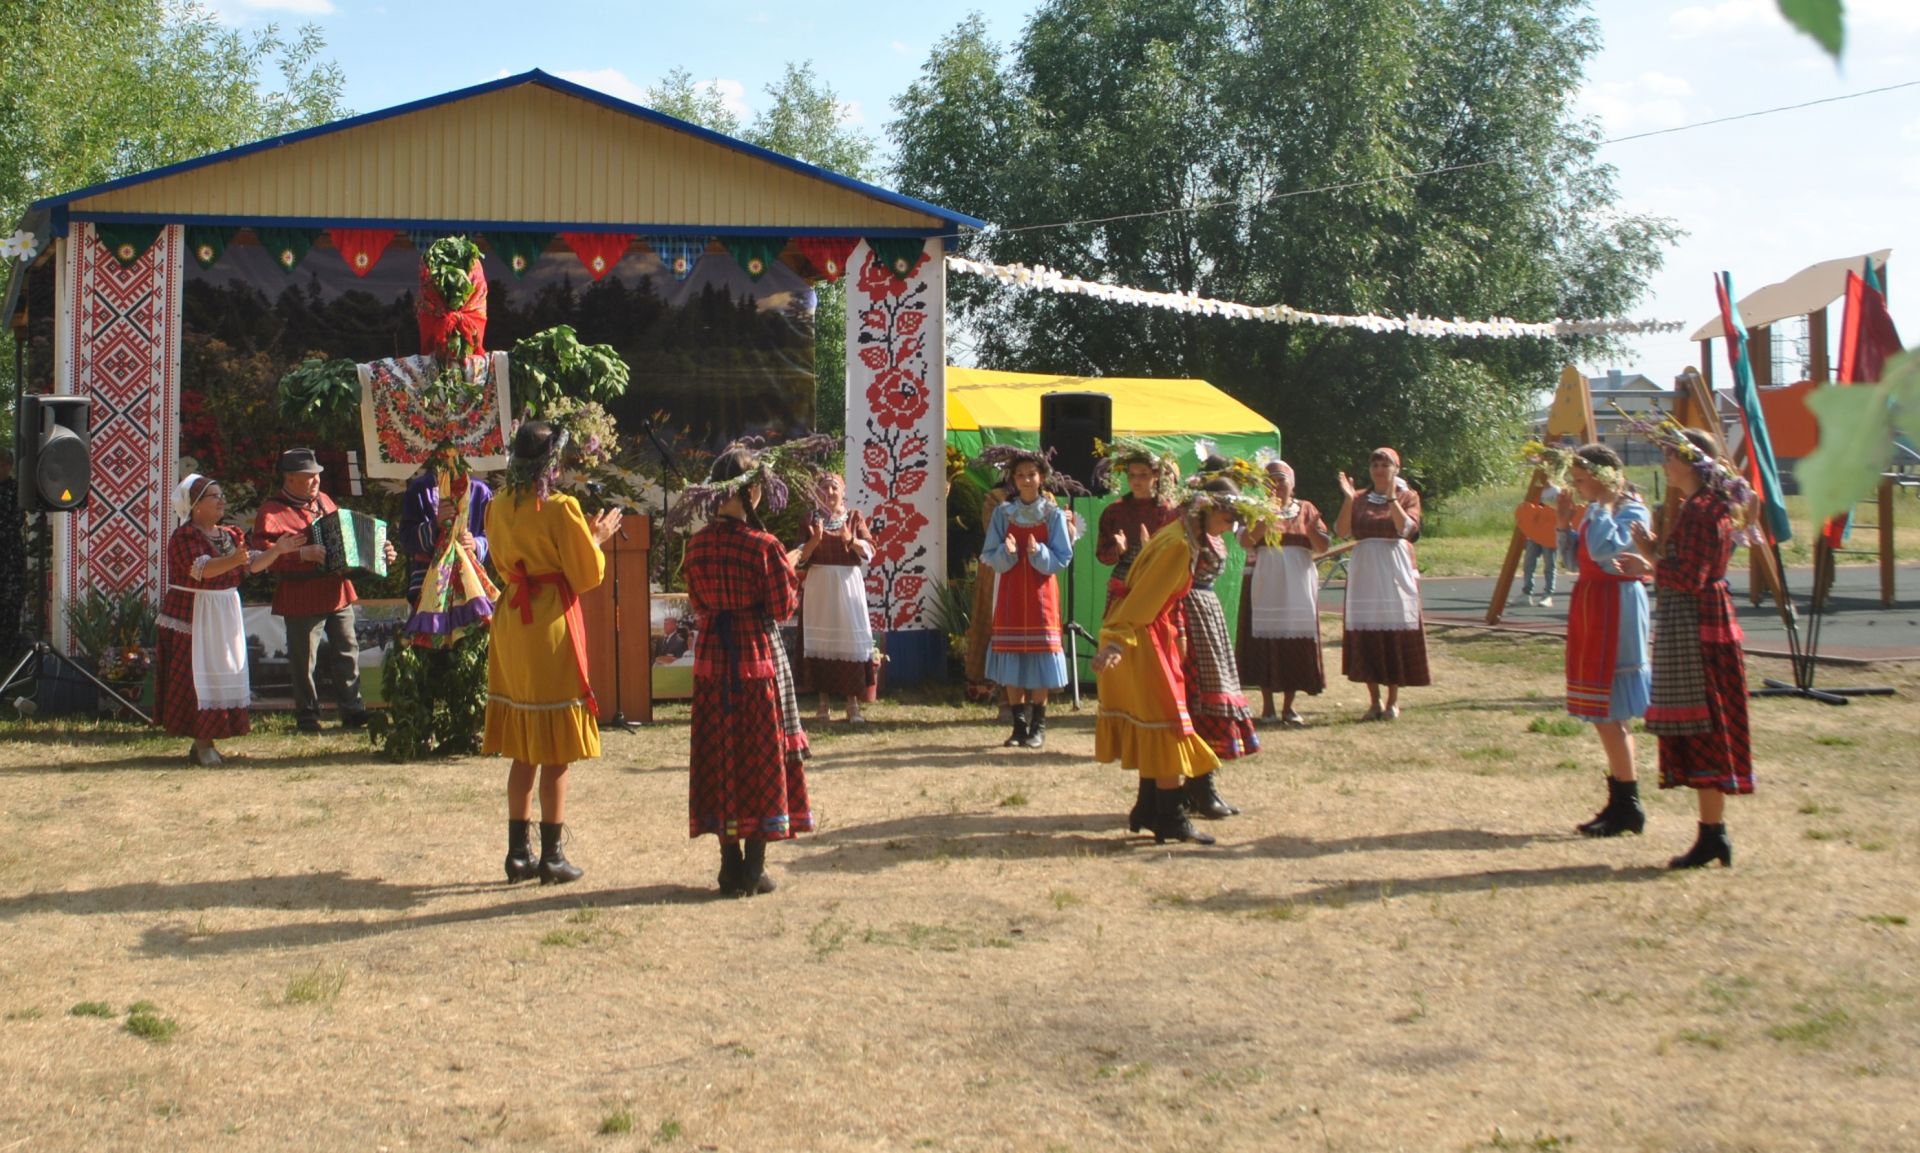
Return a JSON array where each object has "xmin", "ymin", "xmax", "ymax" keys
[{"xmin": 845, "ymin": 238, "xmax": 947, "ymax": 684}]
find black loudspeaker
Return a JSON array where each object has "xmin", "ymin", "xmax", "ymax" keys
[
  {"xmin": 1038, "ymin": 391, "xmax": 1112, "ymax": 494},
  {"xmin": 17, "ymin": 395, "xmax": 91, "ymax": 512}
]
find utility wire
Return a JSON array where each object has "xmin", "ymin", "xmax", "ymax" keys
[{"xmin": 961, "ymin": 79, "xmax": 1920, "ymax": 240}]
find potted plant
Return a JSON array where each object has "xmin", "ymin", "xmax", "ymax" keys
[{"xmin": 64, "ymin": 589, "xmax": 157, "ymax": 716}]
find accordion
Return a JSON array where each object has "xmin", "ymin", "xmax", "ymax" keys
[{"xmin": 308, "ymin": 509, "xmax": 389, "ymax": 576}]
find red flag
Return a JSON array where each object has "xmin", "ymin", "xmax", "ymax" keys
[
  {"xmin": 1823, "ymin": 268, "xmax": 1905, "ymax": 546},
  {"xmin": 794, "ymin": 237, "xmax": 860, "ymax": 282},
  {"xmin": 330, "ymin": 228, "xmax": 398, "ymax": 277},
  {"xmin": 560, "ymin": 233, "xmax": 633, "ymax": 281}
]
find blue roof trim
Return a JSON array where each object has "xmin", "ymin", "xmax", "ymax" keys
[
  {"xmin": 30, "ymin": 69, "xmax": 987, "ymax": 233},
  {"xmin": 62, "ymin": 211, "xmax": 947, "ymax": 240}
]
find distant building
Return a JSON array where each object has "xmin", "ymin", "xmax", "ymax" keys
[{"xmin": 1533, "ymin": 369, "xmax": 1741, "ymax": 465}]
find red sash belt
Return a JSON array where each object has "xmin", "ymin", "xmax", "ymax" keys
[{"xmin": 506, "ymin": 561, "xmax": 597, "ymax": 718}]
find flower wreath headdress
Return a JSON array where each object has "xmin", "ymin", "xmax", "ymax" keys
[
  {"xmin": 662, "ymin": 433, "xmax": 839, "ymax": 532},
  {"xmin": 1092, "ymin": 437, "xmax": 1180, "ymax": 503},
  {"xmin": 1184, "ymin": 455, "xmax": 1278, "ymax": 534},
  {"xmin": 1613, "ymin": 403, "xmax": 1754, "ymax": 530},
  {"xmin": 972, "ymin": 443, "xmax": 1090, "ymax": 497},
  {"xmin": 503, "ymin": 424, "xmax": 570, "ymax": 504}
]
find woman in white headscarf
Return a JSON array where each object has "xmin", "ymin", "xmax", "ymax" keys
[{"xmin": 156, "ymin": 475, "xmax": 301, "ymax": 765}]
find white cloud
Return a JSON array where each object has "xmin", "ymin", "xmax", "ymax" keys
[
  {"xmin": 1576, "ymin": 72, "xmax": 1700, "ymax": 136},
  {"xmin": 1854, "ymin": 0, "xmax": 1920, "ymax": 35},
  {"xmin": 840, "ymin": 99, "xmax": 866, "ymax": 126},
  {"xmin": 891, "ymin": 40, "xmax": 913, "ymax": 55},
  {"xmin": 1668, "ymin": 0, "xmax": 1781, "ymax": 39},
  {"xmin": 205, "ymin": 0, "xmax": 336, "ymax": 20},
  {"xmin": 707, "ymin": 78, "xmax": 752, "ymax": 122},
  {"xmin": 555, "ymin": 68, "xmax": 652, "ymax": 106}
]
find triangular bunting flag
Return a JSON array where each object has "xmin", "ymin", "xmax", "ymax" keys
[
  {"xmin": 866, "ymin": 237, "xmax": 931, "ymax": 282},
  {"xmin": 94, "ymin": 223, "xmax": 163, "ymax": 269},
  {"xmin": 560, "ymin": 232, "xmax": 633, "ymax": 281},
  {"xmin": 642, "ymin": 235, "xmax": 708, "ymax": 281},
  {"xmin": 329, "ymin": 228, "xmax": 398, "ymax": 277},
  {"xmin": 255, "ymin": 228, "xmax": 318, "ymax": 273},
  {"xmin": 794, "ymin": 237, "xmax": 859, "ymax": 282},
  {"xmin": 483, "ymin": 232, "xmax": 555, "ymax": 279},
  {"xmin": 185, "ymin": 226, "xmax": 234, "ymax": 269},
  {"xmin": 722, "ymin": 236, "xmax": 787, "ymax": 282}
]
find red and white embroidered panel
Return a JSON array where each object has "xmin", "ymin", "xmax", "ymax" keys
[
  {"xmin": 845, "ymin": 239, "xmax": 946, "ymax": 632},
  {"xmin": 55, "ymin": 223, "xmax": 184, "ymax": 648}
]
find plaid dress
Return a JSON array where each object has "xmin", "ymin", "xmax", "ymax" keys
[
  {"xmin": 1183, "ymin": 533, "xmax": 1259, "ymax": 759},
  {"xmin": 684, "ymin": 515, "xmax": 812, "ymax": 841},
  {"xmin": 155, "ymin": 524, "xmax": 252, "ymax": 740},
  {"xmin": 1647, "ymin": 489, "xmax": 1752, "ymax": 793}
]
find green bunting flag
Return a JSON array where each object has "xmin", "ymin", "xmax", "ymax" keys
[
  {"xmin": 722, "ymin": 236, "xmax": 787, "ymax": 282},
  {"xmin": 483, "ymin": 232, "xmax": 555, "ymax": 279},
  {"xmin": 185, "ymin": 226, "xmax": 235, "ymax": 270},
  {"xmin": 94, "ymin": 223, "xmax": 164, "ymax": 269},
  {"xmin": 866, "ymin": 238, "xmax": 930, "ymax": 282},
  {"xmin": 255, "ymin": 228, "xmax": 318, "ymax": 273}
]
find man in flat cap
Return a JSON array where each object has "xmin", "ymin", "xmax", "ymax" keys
[{"xmin": 249, "ymin": 448, "xmax": 382, "ymax": 733}]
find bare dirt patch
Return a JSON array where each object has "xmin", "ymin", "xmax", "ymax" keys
[{"xmin": 1, "ymin": 631, "xmax": 1916, "ymax": 1151}]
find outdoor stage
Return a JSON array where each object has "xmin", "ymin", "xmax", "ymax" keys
[{"xmin": 1402, "ymin": 563, "xmax": 1920, "ymax": 664}]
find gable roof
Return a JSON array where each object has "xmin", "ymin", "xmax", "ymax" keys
[{"xmin": 29, "ymin": 69, "xmax": 985, "ymax": 238}]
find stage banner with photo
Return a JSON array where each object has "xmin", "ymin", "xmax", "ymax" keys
[
  {"xmin": 53, "ymin": 223, "xmax": 185, "ymax": 649},
  {"xmin": 845, "ymin": 239, "xmax": 946, "ymax": 650}
]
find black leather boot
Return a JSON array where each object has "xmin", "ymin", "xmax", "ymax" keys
[
  {"xmin": 1022, "ymin": 703, "xmax": 1047, "ymax": 749},
  {"xmin": 1151, "ymin": 785, "xmax": 1215, "ymax": 846},
  {"xmin": 1669, "ymin": 821, "xmax": 1732, "ymax": 870},
  {"xmin": 1126, "ymin": 777, "xmax": 1154, "ymax": 833},
  {"xmin": 504, "ymin": 819, "xmax": 539, "ymax": 883},
  {"xmin": 1578, "ymin": 777, "xmax": 1646, "ymax": 838},
  {"xmin": 1003, "ymin": 704, "xmax": 1030, "ymax": 748},
  {"xmin": 718, "ymin": 841, "xmax": 744, "ymax": 895},
  {"xmin": 1183, "ymin": 771, "xmax": 1234, "ymax": 820},
  {"xmin": 738, "ymin": 839, "xmax": 777, "ymax": 896},
  {"xmin": 538, "ymin": 822, "xmax": 583, "ymax": 885}
]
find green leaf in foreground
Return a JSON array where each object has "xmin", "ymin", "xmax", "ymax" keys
[
  {"xmin": 1776, "ymin": 0, "xmax": 1844, "ymax": 60},
  {"xmin": 1799, "ymin": 351, "xmax": 1920, "ymax": 522}
]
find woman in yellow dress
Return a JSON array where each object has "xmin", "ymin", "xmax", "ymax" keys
[
  {"xmin": 1093, "ymin": 475, "xmax": 1270, "ymax": 845},
  {"xmin": 482, "ymin": 421, "xmax": 621, "ymax": 885}
]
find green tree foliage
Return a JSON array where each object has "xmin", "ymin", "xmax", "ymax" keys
[
  {"xmin": 0, "ymin": 0, "xmax": 348, "ymax": 409},
  {"xmin": 889, "ymin": 1, "xmax": 1680, "ymax": 507},
  {"xmin": 645, "ymin": 62, "xmax": 879, "ymax": 436}
]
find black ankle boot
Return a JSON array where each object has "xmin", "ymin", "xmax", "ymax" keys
[
  {"xmin": 1579, "ymin": 777, "xmax": 1646, "ymax": 838},
  {"xmin": 1022, "ymin": 703, "xmax": 1047, "ymax": 748},
  {"xmin": 737, "ymin": 839, "xmax": 777, "ymax": 896},
  {"xmin": 1126, "ymin": 777, "xmax": 1154, "ymax": 833},
  {"xmin": 1669, "ymin": 822, "xmax": 1732, "ymax": 870},
  {"xmin": 504, "ymin": 819, "xmax": 539, "ymax": 883},
  {"xmin": 718, "ymin": 841, "xmax": 744, "ymax": 895},
  {"xmin": 538, "ymin": 822, "xmax": 583, "ymax": 885},
  {"xmin": 1183, "ymin": 771, "xmax": 1234, "ymax": 820},
  {"xmin": 1003, "ymin": 704, "xmax": 1030, "ymax": 748},
  {"xmin": 1151, "ymin": 786, "xmax": 1215, "ymax": 846}
]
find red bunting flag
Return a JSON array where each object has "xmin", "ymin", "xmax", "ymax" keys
[
  {"xmin": 794, "ymin": 237, "xmax": 860, "ymax": 282},
  {"xmin": 330, "ymin": 228, "xmax": 398, "ymax": 277},
  {"xmin": 560, "ymin": 233, "xmax": 633, "ymax": 281}
]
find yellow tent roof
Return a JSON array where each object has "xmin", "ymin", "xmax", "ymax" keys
[{"xmin": 946, "ymin": 366, "xmax": 1276, "ymax": 435}]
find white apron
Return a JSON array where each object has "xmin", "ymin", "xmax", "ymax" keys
[
  {"xmin": 1343, "ymin": 539, "xmax": 1423, "ymax": 631},
  {"xmin": 173, "ymin": 585, "xmax": 251, "ymax": 709},
  {"xmin": 1249, "ymin": 543, "xmax": 1320, "ymax": 638}
]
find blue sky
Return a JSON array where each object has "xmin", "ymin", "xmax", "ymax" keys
[{"xmin": 210, "ymin": 0, "xmax": 1919, "ymax": 383}]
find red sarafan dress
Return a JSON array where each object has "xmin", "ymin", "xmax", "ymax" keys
[
  {"xmin": 684, "ymin": 514, "xmax": 813, "ymax": 841},
  {"xmin": 155, "ymin": 524, "xmax": 253, "ymax": 739},
  {"xmin": 1646, "ymin": 488, "xmax": 1753, "ymax": 793}
]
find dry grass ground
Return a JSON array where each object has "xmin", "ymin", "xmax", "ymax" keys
[{"xmin": 1, "ymin": 629, "xmax": 1916, "ymax": 1152}]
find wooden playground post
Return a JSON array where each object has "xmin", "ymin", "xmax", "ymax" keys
[
  {"xmin": 1881, "ymin": 476, "xmax": 1896, "ymax": 608},
  {"xmin": 1487, "ymin": 365, "xmax": 1594, "ymax": 624}
]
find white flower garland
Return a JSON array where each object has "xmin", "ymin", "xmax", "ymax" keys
[
  {"xmin": 1, "ymin": 230, "xmax": 39, "ymax": 262},
  {"xmin": 946, "ymin": 255, "xmax": 1685, "ymax": 340}
]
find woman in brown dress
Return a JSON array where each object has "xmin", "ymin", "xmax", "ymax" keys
[
  {"xmin": 1237, "ymin": 458, "xmax": 1330, "ymax": 727},
  {"xmin": 1334, "ymin": 447, "xmax": 1429, "ymax": 720}
]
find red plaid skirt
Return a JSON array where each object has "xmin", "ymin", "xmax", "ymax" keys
[
  {"xmin": 156, "ymin": 628, "xmax": 250, "ymax": 740},
  {"xmin": 689, "ymin": 675, "xmax": 812, "ymax": 841}
]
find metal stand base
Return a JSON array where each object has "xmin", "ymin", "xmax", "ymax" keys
[
  {"xmin": 1751, "ymin": 677, "xmax": 1894, "ymax": 706},
  {"xmin": 0, "ymin": 640, "xmax": 155, "ymax": 725}
]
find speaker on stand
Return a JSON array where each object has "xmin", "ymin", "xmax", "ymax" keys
[
  {"xmin": 1, "ymin": 394, "xmax": 152, "ymax": 723},
  {"xmin": 1037, "ymin": 391, "xmax": 1112, "ymax": 710}
]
